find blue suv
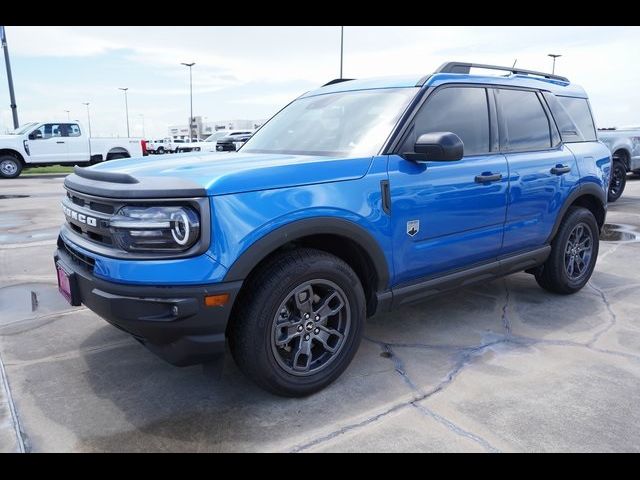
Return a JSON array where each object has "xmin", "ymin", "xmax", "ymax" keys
[{"xmin": 54, "ymin": 62, "xmax": 611, "ymax": 396}]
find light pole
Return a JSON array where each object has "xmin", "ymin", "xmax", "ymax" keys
[
  {"xmin": 548, "ymin": 54, "xmax": 561, "ymax": 74},
  {"xmin": 181, "ymin": 62, "xmax": 195, "ymax": 140},
  {"xmin": 82, "ymin": 102, "xmax": 91, "ymax": 137},
  {"xmin": 339, "ymin": 26, "xmax": 344, "ymax": 79},
  {"xmin": 1, "ymin": 26, "xmax": 19, "ymax": 129},
  {"xmin": 139, "ymin": 113, "xmax": 145, "ymax": 137},
  {"xmin": 64, "ymin": 110, "xmax": 70, "ymax": 121},
  {"xmin": 118, "ymin": 87, "xmax": 130, "ymax": 137}
]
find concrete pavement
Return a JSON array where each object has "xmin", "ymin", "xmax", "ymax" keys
[{"xmin": 1, "ymin": 174, "xmax": 639, "ymax": 452}]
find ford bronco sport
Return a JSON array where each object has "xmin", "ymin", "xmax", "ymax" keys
[{"xmin": 55, "ymin": 62, "xmax": 611, "ymax": 396}]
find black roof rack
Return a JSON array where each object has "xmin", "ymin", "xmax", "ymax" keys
[
  {"xmin": 433, "ymin": 62, "xmax": 569, "ymax": 83},
  {"xmin": 322, "ymin": 78, "xmax": 355, "ymax": 87}
]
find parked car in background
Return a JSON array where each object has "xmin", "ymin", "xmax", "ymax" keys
[
  {"xmin": 598, "ymin": 127, "xmax": 640, "ymax": 202},
  {"xmin": 216, "ymin": 131, "xmax": 254, "ymax": 151},
  {"xmin": 147, "ymin": 138, "xmax": 172, "ymax": 154},
  {"xmin": 0, "ymin": 121, "xmax": 143, "ymax": 178},
  {"xmin": 55, "ymin": 62, "xmax": 610, "ymax": 396},
  {"xmin": 186, "ymin": 130, "xmax": 254, "ymax": 153}
]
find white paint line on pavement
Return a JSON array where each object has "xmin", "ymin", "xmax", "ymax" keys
[{"xmin": 0, "ymin": 351, "xmax": 26, "ymax": 453}]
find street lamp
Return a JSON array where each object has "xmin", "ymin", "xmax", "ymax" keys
[
  {"xmin": 548, "ymin": 54, "xmax": 562, "ymax": 75},
  {"xmin": 339, "ymin": 26, "xmax": 344, "ymax": 79},
  {"xmin": 64, "ymin": 110, "xmax": 70, "ymax": 121},
  {"xmin": 181, "ymin": 62, "xmax": 195, "ymax": 140},
  {"xmin": 118, "ymin": 87, "xmax": 130, "ymax": 137},
  {"xmin": 82, "ymin": 102, "xmax": 91, "ymax": 137},
  {"xmin": 1, "ymin": 26, "xmax": 19, "ymax": 128},
  {"xmin": 139, "ymin": 113, "xmax": 145, "ymax": 138}
]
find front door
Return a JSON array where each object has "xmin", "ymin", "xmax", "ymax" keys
[
  {"xmin": 26, "ymin": 123, "xmax": 68, "ymax": 163},
  {"xmin": 388, "ymin": 86, "xmax": 508, "ymax": 285}
]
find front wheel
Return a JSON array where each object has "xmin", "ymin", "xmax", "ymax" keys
[
  {"xmin": 228, "ymin": 248, "xmax": 366, "ymax": 397},
  {"xmin": 608, "ymin": 160, "xmax": 627, "ymax": 202},
  {"xmin": 0, "ymin": 155, "xmax": 23, "ymax": 179},
  {"xmin": 535, "ymin": 207, "xmax": 599, "ymax": 294}
]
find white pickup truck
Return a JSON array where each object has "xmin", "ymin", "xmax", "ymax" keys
[
  {"xmin": 598, "ymin": 127, "xmax": 640, "ymax": 202},
  {"xmin": 0, "ymin": 121, "xmax": 144, "ymax": 178}
]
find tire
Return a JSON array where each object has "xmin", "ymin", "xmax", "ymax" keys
[
  {"xmin": 157, "ymin": 147, "xmax": 165, "ymax": 154},
  {"xmin": 608, "ymin": 159, "xmax": 627, "ymax": 203},
  {"xmin": 228, "ymin": 248, "xmax": 366, "ymax": 397},
  {"xmin": 0, "ymin": 155, "xmax": 23, "ymax": 179},
  {"xmin": 106, "ymin": 153, "xmax": 128, "ymax": 161},
  {"xmin": 535, "ymin": 206, "xmax": 599, "ymax": 294}
]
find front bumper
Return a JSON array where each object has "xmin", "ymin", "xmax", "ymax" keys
[{"xmin": 54, "ymin": 244, "xmax": 242, "ymax": 366}]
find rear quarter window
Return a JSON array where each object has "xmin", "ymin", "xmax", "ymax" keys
[{"xmin": 556, "ymin": 96, "xmax": 597, "ymax": 142}]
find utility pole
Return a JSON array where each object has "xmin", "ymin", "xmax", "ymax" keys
[
  {"xmin": 339, "ymin": 26, "xmax": 344, "ymax": 79},
  {"xmin": 82, "ymin": 102, "xmax": 91, "ymax": 137},
  {"xmin": 181, "ymin": 62, "xmax": 195, "ymax": 140},
  {"xmin": 64, "ymin": 110, "xmax": 70, "ymax": 121},
  {"xmin": 548, "ymin": 54, "xmax": 561, "ymax": 74},
  {"xmin": 1, "ymin": 26, "xmax": 19, "ymax": 129},
  {"xmin": 118, "ymin": 87, "xmax": 130, "ymax": 137}
]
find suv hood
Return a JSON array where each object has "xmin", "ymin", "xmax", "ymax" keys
[{"xmin": 82, "ymin": 151, "xmax": 372, "ymax": 197}]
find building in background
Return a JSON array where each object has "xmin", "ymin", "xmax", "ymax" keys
[{"xmin": 168, "ymin": 117, "xmax": 266, "ymax": 140}]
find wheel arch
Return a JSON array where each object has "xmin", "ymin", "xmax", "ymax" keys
[
  {"xmin": 548, "ymin": 184, "xmax": 606, "ymax": 243},
  {"xmin": 106, "ymin": 147, "xmax": 131, "ymax": 160},
  {"xmin": 612, "ymin": 148, "xmax": 631, "ymax": 171},
  {"xmin": 224, "ymin": 217, "xmax": 390, "ymax": 316},
  {"xmin": 0, "ymin": 149, "xmax": 25, "ymax": 164}
]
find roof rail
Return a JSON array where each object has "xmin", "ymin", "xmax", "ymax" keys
[
  {"xmin": 434, "ymin": 62, "xmax": 569, "ymax": 83},
  {"xmin": 322, "ymin": 78, "xmax": 355, "ymax": 87}
]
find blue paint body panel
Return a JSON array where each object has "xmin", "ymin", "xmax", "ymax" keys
[{"xmin": 71, "ymin": 70, "xmax": 610, "ymax": 295}]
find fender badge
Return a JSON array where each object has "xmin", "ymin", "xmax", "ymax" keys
[{"xmin": 407, "ymin": 220, "xmax": 419, "ymax": 237}]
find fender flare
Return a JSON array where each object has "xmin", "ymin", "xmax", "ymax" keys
[
  {"xmin": 223, "ymin": 216, "xmax": 390, "ymax": 291},
  {"xmin": 547, "ymin": 183, "xmax": 606, "ymax": 242}
]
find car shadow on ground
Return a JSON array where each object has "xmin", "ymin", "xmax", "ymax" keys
[{"xmin": 55, "ymin": 271, "xmax": 614, "ymax": 452}]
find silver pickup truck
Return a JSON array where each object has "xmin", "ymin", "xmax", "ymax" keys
[{"xmin": 598, "ymin": 127, "xmax": 640, "ymax": 202}]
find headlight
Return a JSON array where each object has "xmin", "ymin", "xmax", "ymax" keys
[{"xmin": 110, "ymin": 206, "xmax": 200, "ymax": 252}]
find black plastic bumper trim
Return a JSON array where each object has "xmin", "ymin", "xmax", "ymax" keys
[{"xmin": 55, "ymin": 247, "xmax": 242, "ymax": 366}]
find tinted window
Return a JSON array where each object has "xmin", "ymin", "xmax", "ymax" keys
[
  {"xmin": 557, "ymin": 96, "xmax": 597, "ymax": 141},
  {"xmin": 498, "ymin": 89, "xmax": 551, "ymax": 151},
  {"xmin": 65, "ymin": 124, "xmax": 81, "ymax": 137},
  {"xmin": 32, "ymin": 124, "xmax": 62, "ymax": 139},
  {"xmin": 408, "ymin": 87, "xmax": 490, "ymax": 156}
]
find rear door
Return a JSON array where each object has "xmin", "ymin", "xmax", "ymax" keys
[
  {"xmin": 494, "ymin": 88, "xmax": 580, "ymax": 255},
  {"xmin": 388, "ymin": 85, "xmax": 509, "ymax": 285},
  {"xmin": 63, "ymin": 123, "xmax": 88, "ymax": 162}
]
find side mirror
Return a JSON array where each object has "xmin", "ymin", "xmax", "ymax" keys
[
  {"xmin": 411, "ymin": 132, "xmax": 463, "ymax": 162},
  {"xmin": 29, "ymin": 131, "xmax": 42, "ymax": 140}
]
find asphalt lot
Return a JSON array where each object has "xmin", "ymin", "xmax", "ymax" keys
[{"xmin": 1, "ymin": 174, "xmax": 640, "ymax": 452}]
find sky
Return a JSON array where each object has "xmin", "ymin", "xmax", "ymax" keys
[{"xmin": 1, "ymin": 26, "xmax": 639, "ymax": 138}]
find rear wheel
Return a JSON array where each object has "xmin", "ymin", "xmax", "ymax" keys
[
  {"xmin": 535, "ymin": 207, "xmax": 599, "ymax": 294},
  {"xmin": 228, "ymin": 248, "xmax": 366, "ymax": 397},
  {"xmin": 0, "ymin": 155, "xmax": 23, "ymax": 179},
  {"xmin": 608, "ymin": 158, "xmax": 627, "ymax": 202},
  {"xmin": 157, "ymin": 147, "xmax": 165, "ymax": 154}
]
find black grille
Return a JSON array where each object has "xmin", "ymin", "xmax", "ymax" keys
[
  {"xmin": 63, "ymin": 189, "xmax": 119, "ymax": 248},
  {"xmin": 58, "ymin": 236, "xmax": 95, "ymax": 271}
]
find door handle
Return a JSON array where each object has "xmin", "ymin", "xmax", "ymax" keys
[
  {"xmin": 475, "ymin": 172, "xmax": 502, "ymax": 183},
  {"xmin": 551, "ymin": 164, "xmax": 571, "ymax": 175},
  {"xmin": 56, "ymin": 141, "xmax": 65, "ymax": 144}
]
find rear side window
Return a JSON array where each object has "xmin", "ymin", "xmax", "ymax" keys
[
  {"xmin": 556, "ymin": 96, "xmax": 597, "ymax": 141},
  {"xmin": 497, "ymin": 89, "xmax": 551, "ymax": 151},
  {"xmin": 408, "ymin": 86, "xmax": 490, "ymax": 156}
]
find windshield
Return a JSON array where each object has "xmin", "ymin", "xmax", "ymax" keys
[
  {"xmin": 11, "ymin": 122, "xmax": 39, "ymax": 135},
  {"xmin": 205, "ymin": 131, "xmax": 228, "ymax": 142},
  {"xmin": 241, "ymin": 87, "xmax": 418, "ymax": 157}
]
